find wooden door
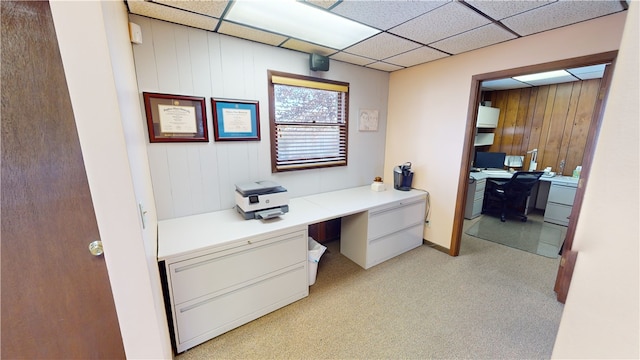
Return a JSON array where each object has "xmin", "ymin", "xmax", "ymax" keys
[{"xmin": 1, "ymin": 1, "xmax": 126, "ymax": 358}]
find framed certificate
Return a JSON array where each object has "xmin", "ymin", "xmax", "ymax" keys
[
  {"xmin": 211, "ymin": 98, "xmax": 260, "ymax": 141},
  {"xmin": 143, "ymin": 92, "xmax": 208, "ymax": 142}
]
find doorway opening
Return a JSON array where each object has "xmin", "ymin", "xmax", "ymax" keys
[{"xmin": 451, "ymin": 51, "xmax": 617, "ymax": 300}]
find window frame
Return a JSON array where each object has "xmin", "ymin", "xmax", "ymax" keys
[{"xmin": 267, "ymin": 70, "xmax": 350, "ymax": 173}]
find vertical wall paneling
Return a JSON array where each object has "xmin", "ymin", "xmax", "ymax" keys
[
  {"xmin": 487, "ymin": 78, "xmax": 601, "ymax": 176},
  {"xmin": 130, "ymin": 15, "xmax": 389, "ymax": 220},
  {"xmin": 565, "ymin": 80, "xmax": 600, "ymax": 173}
]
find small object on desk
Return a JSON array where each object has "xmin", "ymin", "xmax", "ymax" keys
[
  {"xmin": 572, "ymin": 165, "xmax": 582, "ymax": 178},
  {"xmin": 371, "ymin": 176, "xmax": 386, "ymax": 192}
]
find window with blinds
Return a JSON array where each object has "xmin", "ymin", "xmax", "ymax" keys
[{"xmin": 268, "ymin": 70, "xmax": 349, "ymax": 172}]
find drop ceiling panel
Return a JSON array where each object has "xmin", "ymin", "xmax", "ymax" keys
[
  {"xmin": 502, "ymin": 0, "xmax": 626, "ymax": 36},
  {"xmin": 151, "ymin": 0, "xmax": 229, "ymax": 18},
  {"xmin": 343, "ymin": 33, "xmax": 421, "ymax": 60},
  {"xmin": 430, "ymin": 24, "xmax": 517, "ymax": 55},
  {"xmin": 280, "ymin": 39, "xmax": 337, "ymax": 56},
  {"xmin": 384, "ymin": 47, "xmax": 448, "ymax": 68},
  {"xmin": 366, "ymin": 62, "xmax": 404, "ymax": 72},
  {"xmin": 218, "ymin": 21, "xmax": 288, "ymax": 47},
  {"xmin": 330, "ymin": 52, "xmax": 376, "ymax": 66},
  {"xmin": 126, "ymin": 0, "xmax": 627, "ymax": 72},
  {"xmin": 465, "ymin": 0, "xmax": 556, "ymax": 20},
  {"xmin": 128, "ymin": 0, "xmax": 219, "ymax": 31},
  {"xmin": 389, "ymin": 2, "xmax": 491, "ymax": 45},
  {"xmin": 567, "ymin": 64, "xmax": 606, "ymax": 79},
  {"xmin": 302, "ymin": 0, "xmax": 339, "ymax": 10},
  {"xmin": 330, "ymin": 1, "xmax": 447, "ymax": 31}
]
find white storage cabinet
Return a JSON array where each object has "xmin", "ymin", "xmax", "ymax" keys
[
  {"xmin": 162, "ymin": 228, "xmax": 308, "ymax": 353},
  {"xmin": 477, "ymin": 105, "xmax": 500, "ymax": 128},
  {"xmin": 544, "ymin": 183, "xmax": 577, "ymax": 226},
  {"xmin": 340, "ymin": 196, "xmax": 426, "ymax": 269}
]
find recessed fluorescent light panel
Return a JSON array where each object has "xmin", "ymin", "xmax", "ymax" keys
[
  {"xmin": 513, "ymin": 70, "xmax": 571, "ymax": 82},
  {"xmin": 225, "ymin": 0, "xmax": 380, "ymax": 50}
]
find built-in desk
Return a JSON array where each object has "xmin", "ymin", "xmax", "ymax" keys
[
  {"xmin": 158, "ymin": 186, "xmax": 427, "ymax": 353},
  {"xmin": 465, "ymin": 171, "xmax": 578, "ymax": 224}
]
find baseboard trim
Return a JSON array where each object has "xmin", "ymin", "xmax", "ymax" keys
[{"xmin": 422, "ymin": 239, "xmax": 450, "ymax": 255}]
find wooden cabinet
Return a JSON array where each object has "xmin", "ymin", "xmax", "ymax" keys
[
  {"xmin": 340, "ymin": 196, "xmax": 426, "ymax": 269},
  {"xmin": 464, "ymin": 177, "xmax": 486, "ymax": 219},
  {"xmin": 162, "ymin": 229, "xmax": 308, "ymax": 353},
  {"xmin": 544, "ymin": 183, "xmax": 577, "ymax": 226},
  {"xmin": 308, "ymin": 218, "xmax": 341, "ymax": 243}
]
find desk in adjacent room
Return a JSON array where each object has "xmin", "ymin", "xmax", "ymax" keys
[{"xmin": 465, "ymin": 170, "xmax": 578, "ymax": 225}]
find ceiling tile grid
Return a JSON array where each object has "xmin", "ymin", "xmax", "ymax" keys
[
  {"xmin": 343, "ymin": 32, "xmax": 422, "ymax": 60},
  {"xmin": 430, "ymin": 23, "xmax": 517, "ymax": 55},
  {"xmin": 126, "ymin": 0, "xmax": 627, "ymax": 73},
  {"xmin": 217, "ymin": 21, "xmax": 288, "ymax": 47},
  {"xmin": 501, "ymin": 0, "xmax": 626, "ymax": 36},
  {"xmin": 388, "ymin": 2, "xmax": 491, "ymax": 45},
  {"xmin": 330, "ymin": 0, "xmax": 448, "ymax": 31},
  {"xmin": 384, "ymin": 46, "xmax": 449, "ymax": 68},
  {"xmin": 464, "ymin": 0, "xmax": 556, "ymax": 21}
]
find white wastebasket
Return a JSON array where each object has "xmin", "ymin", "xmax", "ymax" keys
[{"xmin": 308, "ymin": 237, "xmax": 327, "ymax": 286}]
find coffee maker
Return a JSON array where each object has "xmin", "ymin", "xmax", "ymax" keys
[{"xmin": 393, "ymin": 162, "xmax": 414, "ymax": 191}]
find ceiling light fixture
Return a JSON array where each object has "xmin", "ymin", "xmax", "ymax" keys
[
  {"xmin": 513, "ymin": 70, "xmax": 571, "ymax": 82},
  {"xmin": 225, "ymin": 0, "xmax": 380, "ymax": 50}
]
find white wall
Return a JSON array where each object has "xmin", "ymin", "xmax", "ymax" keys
[
  {"xmin": 385, "ymin": 12, "xmax": 627, "ymax": 249},
  {"xmin": 552, "ymin": 2, "xmax": 639, "ymax": 357},
  {"xmin": 130, "ymin": 15, "xmax": 390, "ymax": 220},
  {"xmin": 50, "ymin": 1, "xmax": 171, "ymax": 358}
]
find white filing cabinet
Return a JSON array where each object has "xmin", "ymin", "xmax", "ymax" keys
[
  {"xmin": 544, "ymin": 183, "xmax": 577, "ymax": 226},
  {"xmin": 340, "ymin": 197, "xmax": 426, "ymax": 269},
  {"xmin": 465, "ymin": 177, "xmax": 486, "ymax": 219},
  {"xmin": 162, "ymin": 228, "xmax": 308, "ymax": 353}
]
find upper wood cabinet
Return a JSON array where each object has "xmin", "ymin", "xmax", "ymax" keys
[{"xmin": 476, "ymin": 105, "xmax": 500, "ymax": 128}]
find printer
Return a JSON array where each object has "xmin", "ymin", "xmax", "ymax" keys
[{"xmin": 235, "ymin": 181, "xmax": 289, "ymax": 220}]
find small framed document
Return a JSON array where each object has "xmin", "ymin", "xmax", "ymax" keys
[
  {"xmin": 143, "ymin": 92, "xmax": 208, "ymax": 142},
  {"xmin": 359, "ymin": 109, "xmax": 379, "ymax": 132},
  {"xmin": 211, "ymin": 98, "xmax": 260, "ymax": 141}
]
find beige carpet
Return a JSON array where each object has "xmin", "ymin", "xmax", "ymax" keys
[
  {"xmin": 175, "ymin": 230, "xmax": 563, "ymax": 359},
  {"xmin": 465, "ymin": 214, "xmax": 564, "ymax": 258}
]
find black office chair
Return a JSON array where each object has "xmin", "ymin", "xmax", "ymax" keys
[{"xmin": 482, "ymin": 171, "xmax": 544, "ymax": 222}]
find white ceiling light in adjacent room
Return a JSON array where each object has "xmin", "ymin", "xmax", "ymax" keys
[
  {"xmin": 225, "ymin": 0, "xmax": 380, "ymax": 50},
  {"xmin": 513, "ymin": 70, "xmax": 574, "ymax": 82}
]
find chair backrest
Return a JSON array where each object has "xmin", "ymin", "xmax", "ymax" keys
[{"xmin": 504, "ymin": 171, "xmax": 544, "ymax": 198}]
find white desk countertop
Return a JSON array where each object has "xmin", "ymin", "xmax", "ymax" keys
[
  {"xmin": 157, "ymin": 186, "xmax": 428, "ymax": 261},
  {"xmin": 470, "ymin": 171, "xmax": 579, "ymax": 187}
]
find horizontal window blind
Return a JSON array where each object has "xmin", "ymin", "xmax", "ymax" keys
[{"xmin": 268, "ymin": 71, "xmax": 349, "ymax": 172}]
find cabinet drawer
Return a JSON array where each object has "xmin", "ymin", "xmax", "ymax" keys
[
  {"xmin": 174, "ymin": 263, "xmax": 307, "ymax": 348},
  {"xmin": 474, "ymin": 179, "xmax": 486, "ymax": 194},
  {"xmin": 544, "ymin": 203, "xmax": 572, "ymax": 226},
  {"xmin": 548, "ymin": 184, "xmax": 577, "ymax": 206},
  {"xmin": 368, "ymin": 199, "xmax": 425, "ymax": 240},
  {"xmin": 471, "ymin": 199, "xmax": 483, "ymax": 218},
  {"xmin": 367, "ymin": 224, "xmax": 423, "ymax": 268},
  {"xmin": 169, "ymin": 230, "xmax": 305, "ymax": 305}
]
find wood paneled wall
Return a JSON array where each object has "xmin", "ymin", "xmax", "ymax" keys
[{"xmin": 484, "ymin": 78, "xmax": 601, "ymax": 176}]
